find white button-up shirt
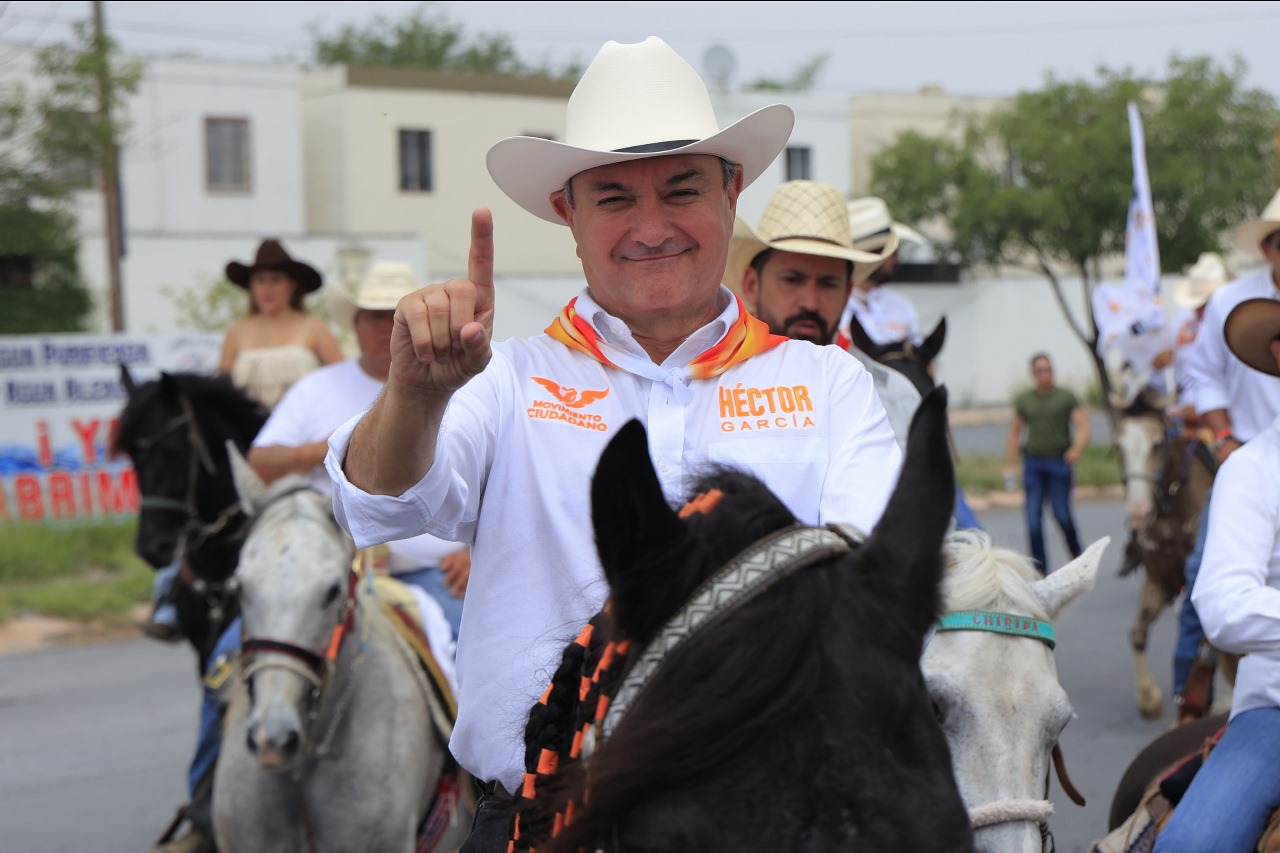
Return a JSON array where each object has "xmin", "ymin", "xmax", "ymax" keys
[
  {"xmin": 1186, "ymin": 267, "xmax": 1280, "ymax": 441},
  {"xmin": 1193, "ymin": 416, "xmax": 1280, "ymax": 719},
  {"xmin": 325, "ymin": 287, "xmax": 902, "ymax": 792},
  {"xmin": 840, "ymin": 285, "xmax": 922, "ymax": 346}
]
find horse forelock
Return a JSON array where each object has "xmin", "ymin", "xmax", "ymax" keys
[{"xmin": 942, "ymin": 529, "xmax": 1048, "ymax": 621}]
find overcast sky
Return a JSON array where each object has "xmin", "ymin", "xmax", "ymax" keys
[{"xmin": 1, "ymin": 0, "xmax": 1278, "ymax": 99}]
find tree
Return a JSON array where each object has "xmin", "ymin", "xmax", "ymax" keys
[
  {"xmin": 871, "ymin": 55, "xmax": 1279, "ymax": 413},
  {"xmin": 0, "ymin": 19, "xmax": 142, "ymax": 334},
  {"xmin": 311, "ymin": 2, "xmax": 580, "ymax": 80},
  {"xmin": 747, "ymin": 54, "xmax": 830, "ymax": 93}
]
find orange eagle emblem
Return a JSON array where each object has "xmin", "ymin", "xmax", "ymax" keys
[{"xmin": 532, "ymin": 377, "xmax": 610, "ymax": 409}]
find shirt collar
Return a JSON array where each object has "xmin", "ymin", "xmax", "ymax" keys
[{"xmin": 573, "ymin": 286, "xmax": 736, "ymax": 369}]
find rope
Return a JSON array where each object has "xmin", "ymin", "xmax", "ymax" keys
[{"xmin": 969, "ymin": 798, "xmax": 1054, "ymax": 830}]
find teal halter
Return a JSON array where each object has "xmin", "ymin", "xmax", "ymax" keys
[{"xmin": 935, "ymin": 609, "xmax": 1056, "ymax": 649}]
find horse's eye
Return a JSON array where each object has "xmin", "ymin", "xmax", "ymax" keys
[{"xmin": 324, "ymin": 583, "xmax": 342, "ymax": 606}]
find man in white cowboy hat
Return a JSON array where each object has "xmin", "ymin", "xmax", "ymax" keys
[
  {"xmin": 1153, "ymin": 296, "xmax": 1280, "ymax": 853},
  {"xmin": 1169, "ymin": 189, "xmax": 1280, "ymax": 719},
  {"xmin": 323, "ymin": 36, "xmax": 901, "ymax": 850},
  {"xmin": 725, "ymin": 179, "xmax": 921, "ymax": 450},
  {"xmin": 1169, "ymin": 252, "xmax": 1231, "ymax": 423},
  {"xmin": 152, "ymin": 261, "xmax": 469, "ymax": 853},
  {"xmin": 840, "ymin": 196, "xmax": 926, "ymax": 346}
]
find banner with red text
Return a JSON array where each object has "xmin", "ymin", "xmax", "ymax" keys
[{"xmin": 0, "ymin": 332, "xmax": 221, "ymax": 524}]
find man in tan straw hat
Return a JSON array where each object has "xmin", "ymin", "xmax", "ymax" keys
[
  {"xmin": 841, "ymin": 196, "xmax": 925, "ymax": 346},
  {"xmin": 152, "ymin": 261, "xmax": 471, "ymax": 853},
  {"xmin": 1153, "ymin": 296, "xmax": 1280, "ymax": 853},
  {"xmin": 1168, "ymin": 190, "xmax": 1280, "ymax": 719},
  {"xmin": 726, "ymin": 179, "xmax": 921, "ymax": 448},
  {"xmin": 323, "ymin": 37, "xmax": 902, "ymax": 850}
]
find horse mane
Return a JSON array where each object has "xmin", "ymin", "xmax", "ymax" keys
[
  {"xmin": 115, "ymin": 371, "xmax": 268, "ymax": 454},
  {"xmin": 941, "ymin": 529, "xmax": 1048, "ymax": 621}
]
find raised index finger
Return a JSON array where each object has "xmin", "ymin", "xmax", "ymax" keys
[{"xmin": 468, "ymin": 207, "xmax": 495, "ymax": 313}]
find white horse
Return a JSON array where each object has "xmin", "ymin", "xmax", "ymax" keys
[
  {"xmin": 212, "ymin": 448, "xmax": 470, "ymax": 852},
  {"xmin": 923, "ymin": 530, "xmax": 1109, "ymax": 853}
]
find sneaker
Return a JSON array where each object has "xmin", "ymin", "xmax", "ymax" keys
[
  {"xmin": 151, "ymin": 828, "xmax": 213, "ymax": 853},
  {"xmin": 143, "ymin": 620, "xmax": 182, "ymax": 643}
]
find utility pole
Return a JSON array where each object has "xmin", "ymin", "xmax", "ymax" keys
[{"xmin": 92, "ymin": 0, "xmax": 125, "ymax": 332}]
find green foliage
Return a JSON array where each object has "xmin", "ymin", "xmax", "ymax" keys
[
  {"xmin": 747, "ymin": 54, "xmax": 830, "ymax": 93},
  {"xmin": 163, "ymin": 277, "xmax": 248, "ymax": 332},
  {"xmin": 0, "ymin": 18, "xmax": 143, "ymax": 334},
  {"xmin": 311, "ymin": 2, "xmax": 580, "ymax": 80},
  {"xmin": 872, "ymin": 55, "xmax": 1280, "ymax": 274}
]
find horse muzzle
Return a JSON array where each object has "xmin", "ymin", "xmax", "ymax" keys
[{"xmin": 247, "ymin": 707, "xmax": 305, "ymax": 773}]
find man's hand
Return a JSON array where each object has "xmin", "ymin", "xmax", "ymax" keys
[
  {"xmin": 389, "ymin": 209, "xmax": 496, "ymax": 397},
  {"xmin": 440, "ymin": 547, "xmax": 471, "ymax": 598},
  {"xmin": 1064, "ymin": 445, "xmax": 1084, "ymax": 465},
  {"xmin": 1215, "ymin": 437, "xmax": 1243, "ymax": 466},
  {"xmin": 1153, "ymin": 349, "xmax": 1174, "ymax": 370}
]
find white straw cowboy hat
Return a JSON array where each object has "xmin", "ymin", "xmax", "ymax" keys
[
  {"xmin": 486, "ymin": 36, "xmax": 794, "ymax": 225},
  {"xmin": 847, "ymin": 197, "xmax": 917, "ymax": 283},
  {"xmin": 1224, "ymin": 297, "xmax": 1280, "ymax": 378},
  {"xmin": 325, "ymin": 261, "xmax": 421, "ymax": 333},
  {"xmin": 1234, "ymin": 189, "xmax": 1280, "ymax": 256},
  {"xmin": 1171, "ymin": 252, "xmax": 1230, "ymax": 310},
  {"xmin": 724, "ymin": 181, "xmax": 885, "ymax": 297}
]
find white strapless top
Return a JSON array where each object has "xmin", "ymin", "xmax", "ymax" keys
[{"xmin": 230, "ymin": 344, "xmax": 321, "ymax": 409}]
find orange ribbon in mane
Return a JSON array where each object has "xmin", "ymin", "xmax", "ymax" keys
[{"xmin": 545, "ymin": 295, "xmax": 786, "ymax": 380}]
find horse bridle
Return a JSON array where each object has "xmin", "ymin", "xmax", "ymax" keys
[
  {"xmin": 587, "ymin": 522, "xmax": 865, "ymax": 754},
  {"xmin": 238, "ymin": 486, "xmax": 361, "ymax": 748},
  {"xmin": 133, "ymin": 394, "xmax": 244, "ymax": 556},
  {"xmin": 933, "ymin": 612, "xmax": 1086, "ymax": 850}
]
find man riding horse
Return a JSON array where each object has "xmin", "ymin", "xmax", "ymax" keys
[{"xmin": 324, "ymin": 36, "xmax": 905, "ymax": 851}]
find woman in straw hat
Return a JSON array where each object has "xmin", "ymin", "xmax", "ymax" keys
[
  {"xmin": 217, "ymin": 238, "xmax": 343, "ymax": 409},
  {"xmin": 1153, "ymin": 297, "xmax": 1280, "ymax": 853}
]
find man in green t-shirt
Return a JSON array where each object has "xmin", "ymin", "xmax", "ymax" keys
[{"xmin": 1003, "ymin": 353, "xmax": 1090, "ymax": 572}]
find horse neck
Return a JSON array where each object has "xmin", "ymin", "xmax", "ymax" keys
[{"xmin": 184, "ymin": 467, "xmax": 249, "ymax": 581}]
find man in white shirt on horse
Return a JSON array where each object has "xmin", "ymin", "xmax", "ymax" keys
[
  {"xmin": 324, "ymin": 37, "xmax": 902, "ymax": 852},
  {"xmin": 840, "ymin": 196, "xmax": 926, "ymax": 347}
]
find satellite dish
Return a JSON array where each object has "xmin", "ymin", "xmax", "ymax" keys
[{"xmin": 703, "ymin": 43, "xmax": 736, "ymax": 91}]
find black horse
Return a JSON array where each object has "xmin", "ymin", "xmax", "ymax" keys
[
  {"xmin": 113, "ymin": 368, "xmax": 268, "ymax": 670},
  {"xmin": 848, "ymin": 313, "xmax": 947, "ymax": 397},
  {"xmin": 512, "ymin": 388, "xmax": 972, "ymax": 853}
]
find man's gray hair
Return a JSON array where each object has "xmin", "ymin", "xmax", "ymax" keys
[{"xmin": 561, "ymin": 157, "xmax": 741, "ymax": 210}]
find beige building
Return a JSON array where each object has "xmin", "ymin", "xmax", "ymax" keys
[
  {"xmin": 302, "ymin": 66, "xmax": 581, "ymax": 280},
  {"xmin": 848, "ymin": 86, "xmax": 1005, "ymax": 197}
]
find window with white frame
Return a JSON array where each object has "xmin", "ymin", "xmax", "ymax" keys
[{"xmin": 205, "ymin": 117, "xmax": 251, "ymax": 192}]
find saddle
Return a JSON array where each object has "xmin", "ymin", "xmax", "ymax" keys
[{"xmin": 1090, "ymin": 725, "xmax": 1280, "ymax": 853}]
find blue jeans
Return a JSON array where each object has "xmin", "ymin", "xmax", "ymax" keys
[
  {"xmin": 1022, "ymin": 455, "xmax": 1083, "ymax": 572},
  {"xmin": 1154, "ymin": 707, "xmax": 1280, "ymax": 853},
  {"xmin": 1173, "ymin": 490, "xmax": 1212, "ymax": 696},
  {"xmin": 396, "ymin": 565, "xmax": 464, "ymax": 640},
  {"xmin": 953, "ymin": 483, "xmax": 983, "ymax": 531},
  {"xmin": 150, "ymin": 559, "xmax": 181, "ymax": 628},
  {"xmin": 190, "ymin": 616, "xmax": 241, "ymax": 797}
]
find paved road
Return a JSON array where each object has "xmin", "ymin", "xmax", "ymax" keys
[{"xmin": 0, "ymin": 498, "xmax": 1201, "ymax": 853}]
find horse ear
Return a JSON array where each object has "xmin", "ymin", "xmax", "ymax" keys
[
  {"xmin": 591, "ymin": 419, "xmax": 687, "ymax": 639},
  {"xmin": 226, "ymin": 439, "xmax": 269, "ymax": 515},
  {"xmin": 859, "ymin": 385, "xmax": 955, "ymax": 642},
  {"xmin": 848, "ymin": 314, "xmax": 890, "ymax": 359},
  {"xmin": 915, "ymin": 316, "xmax": 947, "ymax": 363},
  {"xmin": 119, "ymin": 363, "xmax": 137, "ymax": 397},
  {"xmin": 1032, "ymin": 536, "xmax": 1109, "ymax": 618}
]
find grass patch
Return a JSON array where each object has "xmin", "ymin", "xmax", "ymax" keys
[
  {"xmin": 956, "ymin": 443, "xmax": 1120, "ymax": 494},
  {"xmin": 0, "ymin": 520, "xmax": 153, "ymax": 623}
]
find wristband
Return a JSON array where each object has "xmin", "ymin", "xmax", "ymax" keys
[{"xmin": 1213, "ymin": 427, "xmax": 1234, "ymax": 443}]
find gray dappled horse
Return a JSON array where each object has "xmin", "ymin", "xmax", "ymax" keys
[{"xmin": 212, "ymin": 449, "xmax": 469, "ymax": 853}]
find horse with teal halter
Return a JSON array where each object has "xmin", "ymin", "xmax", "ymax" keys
[{"xmin": 925, "ymin": 529, "xmax": 1110, "ymax": 852}]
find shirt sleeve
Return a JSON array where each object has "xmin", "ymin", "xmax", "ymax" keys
[
  {"xmin": 817, "ymin": 349, "xmax": 903, "ymax": 533},
  {"xmin": 1185, "ymin": 293, "xmax": 1230, "ymax": 416},
  {"xmin": 324, "ymin": 369, "xmax": 500, "ymax": 549},
  {"xmin": 1192, "ymin": 446, "xmax": 1280, "ymax": 654}
]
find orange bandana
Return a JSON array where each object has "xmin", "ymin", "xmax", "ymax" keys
[{"xmin": 545, "ymin": 295, "xmax": 786, "ymax": 380}]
